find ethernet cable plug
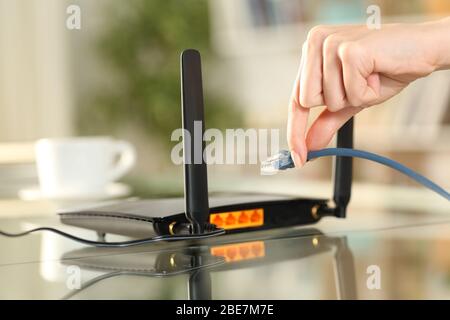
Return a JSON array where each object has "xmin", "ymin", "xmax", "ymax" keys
[{"xmin": 260, "ymin": 150, "xmax": 295, "ymax": 175}]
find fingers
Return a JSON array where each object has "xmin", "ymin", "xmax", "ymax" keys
[
  {"xmin": 288, "ymin": 25, "xmax": 343, "ymax": 167},
  {"xmin": 300, "ymin": 25, "xmax": 380, "ymax": 112},
  {"xmin": 289, "ymin": 25, "xmax": 381, "ymax": 166},
  {"xmin": 287, "ymin": 48, "xmax": 309, "ymax": 167},
  {"xmin": 322, "ymin": 34, "xmax": 348, "ymax": 111},
  {"xmin": 299, "ymin": 26, "xmax": 327, "ymax": 108},
  {"xmin": 306, "ymin": 106, "xmax": 363, "ymax": 151},
  {"xmin": 299, "ymin": 25, "xmax": 344, "ymax": 108},
  {"xmin": 338, "ymin": 42, "xmax": 380, "ymax": 106}
]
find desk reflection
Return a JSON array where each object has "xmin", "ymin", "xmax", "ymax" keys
[{"xmin": 61, "ymin": 228, "xmax": 357, "ymax": 300}]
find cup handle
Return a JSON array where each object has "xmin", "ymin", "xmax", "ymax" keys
[{"xmin": 107, "ymin": 140, "xmax": 136, "ymax": 182}]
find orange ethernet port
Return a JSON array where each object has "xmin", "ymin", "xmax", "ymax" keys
[
  {"xmin": 225, "ymin": 213, "xmax": 236, "ymax": 225},
  {"xmin": 238, "ymin": 212, "xmax": 249, "ymax": 223},
  {"xmin": 250, "ymin": 210, "xmax": 261, "ymax": 222},
  {"xmin": 209, "ymin": 208, "xmax": 264, "ymax": 230},
  {"xmin": 212, "ymin": 215, "xmax": 224, "ymax": 227}
]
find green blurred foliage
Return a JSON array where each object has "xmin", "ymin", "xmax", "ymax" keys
[{"xmin": 77, "ymin": 0, "xmax": 242, "ymax": 147}]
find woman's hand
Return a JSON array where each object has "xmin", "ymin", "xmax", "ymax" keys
[{"xmin": 287, "ymin": 18, "xmax": 450, "ymax": 167}]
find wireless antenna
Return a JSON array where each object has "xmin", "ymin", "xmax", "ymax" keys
[
  {"xmin": 333, "ymin": 117, "xmax": 353, "ymax": 218},
  {"xmin": 181, "ymin": 49, "xmax": 210, "ymax": 234}
]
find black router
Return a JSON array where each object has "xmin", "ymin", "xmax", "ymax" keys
[{"xmin": 59, "ymin": 49, "xmax": 353, "ymax": 237}]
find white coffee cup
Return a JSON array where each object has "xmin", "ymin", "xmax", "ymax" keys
[{"xmin": 35, "ymin": 137, "xmax": 136, "ymax": 198}]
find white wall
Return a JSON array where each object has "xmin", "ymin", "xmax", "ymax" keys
[{"xmin": 0, "ymin": 0, "xmax": 74, "ymax": 141}]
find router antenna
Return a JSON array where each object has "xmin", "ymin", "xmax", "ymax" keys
[
  {"xmin": 333, "ymin": 117, "xmax": 353, "ymax": 218},
  {"xmin": 180, "ymin": 49, "xmax": 210, "ymax": 234}
]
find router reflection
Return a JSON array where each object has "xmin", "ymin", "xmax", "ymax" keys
[{"xmin": 61, "ymin": 228, "xmax": 357, "ymax": 300}]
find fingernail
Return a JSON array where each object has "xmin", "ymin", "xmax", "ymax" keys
[{"xmin": 291, "ymin": 150, "xmax": 304, "ymax": 168}]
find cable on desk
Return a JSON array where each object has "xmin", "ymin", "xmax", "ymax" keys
[{"xmin": 0, "ymin": 227, "xmax": 225, "ymax": 248}]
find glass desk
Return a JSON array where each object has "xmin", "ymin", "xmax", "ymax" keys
[{"xmin": 1, "ymin": 203, "xmax": 450, "ymax": 299}]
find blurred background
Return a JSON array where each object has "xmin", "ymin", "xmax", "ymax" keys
[
  {"xmin": 0, "ymin": 0, "xmax": 449, "ymax": 212},
  {"xmin": 0, "ymin": 0, "xmax": 449, "ymax": 301}
]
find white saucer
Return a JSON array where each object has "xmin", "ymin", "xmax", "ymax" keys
[{"xmin": 18, "ymin": 182, "xmax": 131, "ymax": 201}]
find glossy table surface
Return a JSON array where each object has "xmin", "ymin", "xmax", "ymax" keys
[{"xmin": 1, "ymin": 198, "xmax": 449, "ymax": 300}]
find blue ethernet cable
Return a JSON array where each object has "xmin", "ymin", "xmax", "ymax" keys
[{"xmin": 260, "ymin": 148, "xmax": 450, "ymax": 201}]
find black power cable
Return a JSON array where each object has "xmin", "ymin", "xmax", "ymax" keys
[{"xmin": 0, "ymin": 227, "xmax": 225, "ymax": 248}]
